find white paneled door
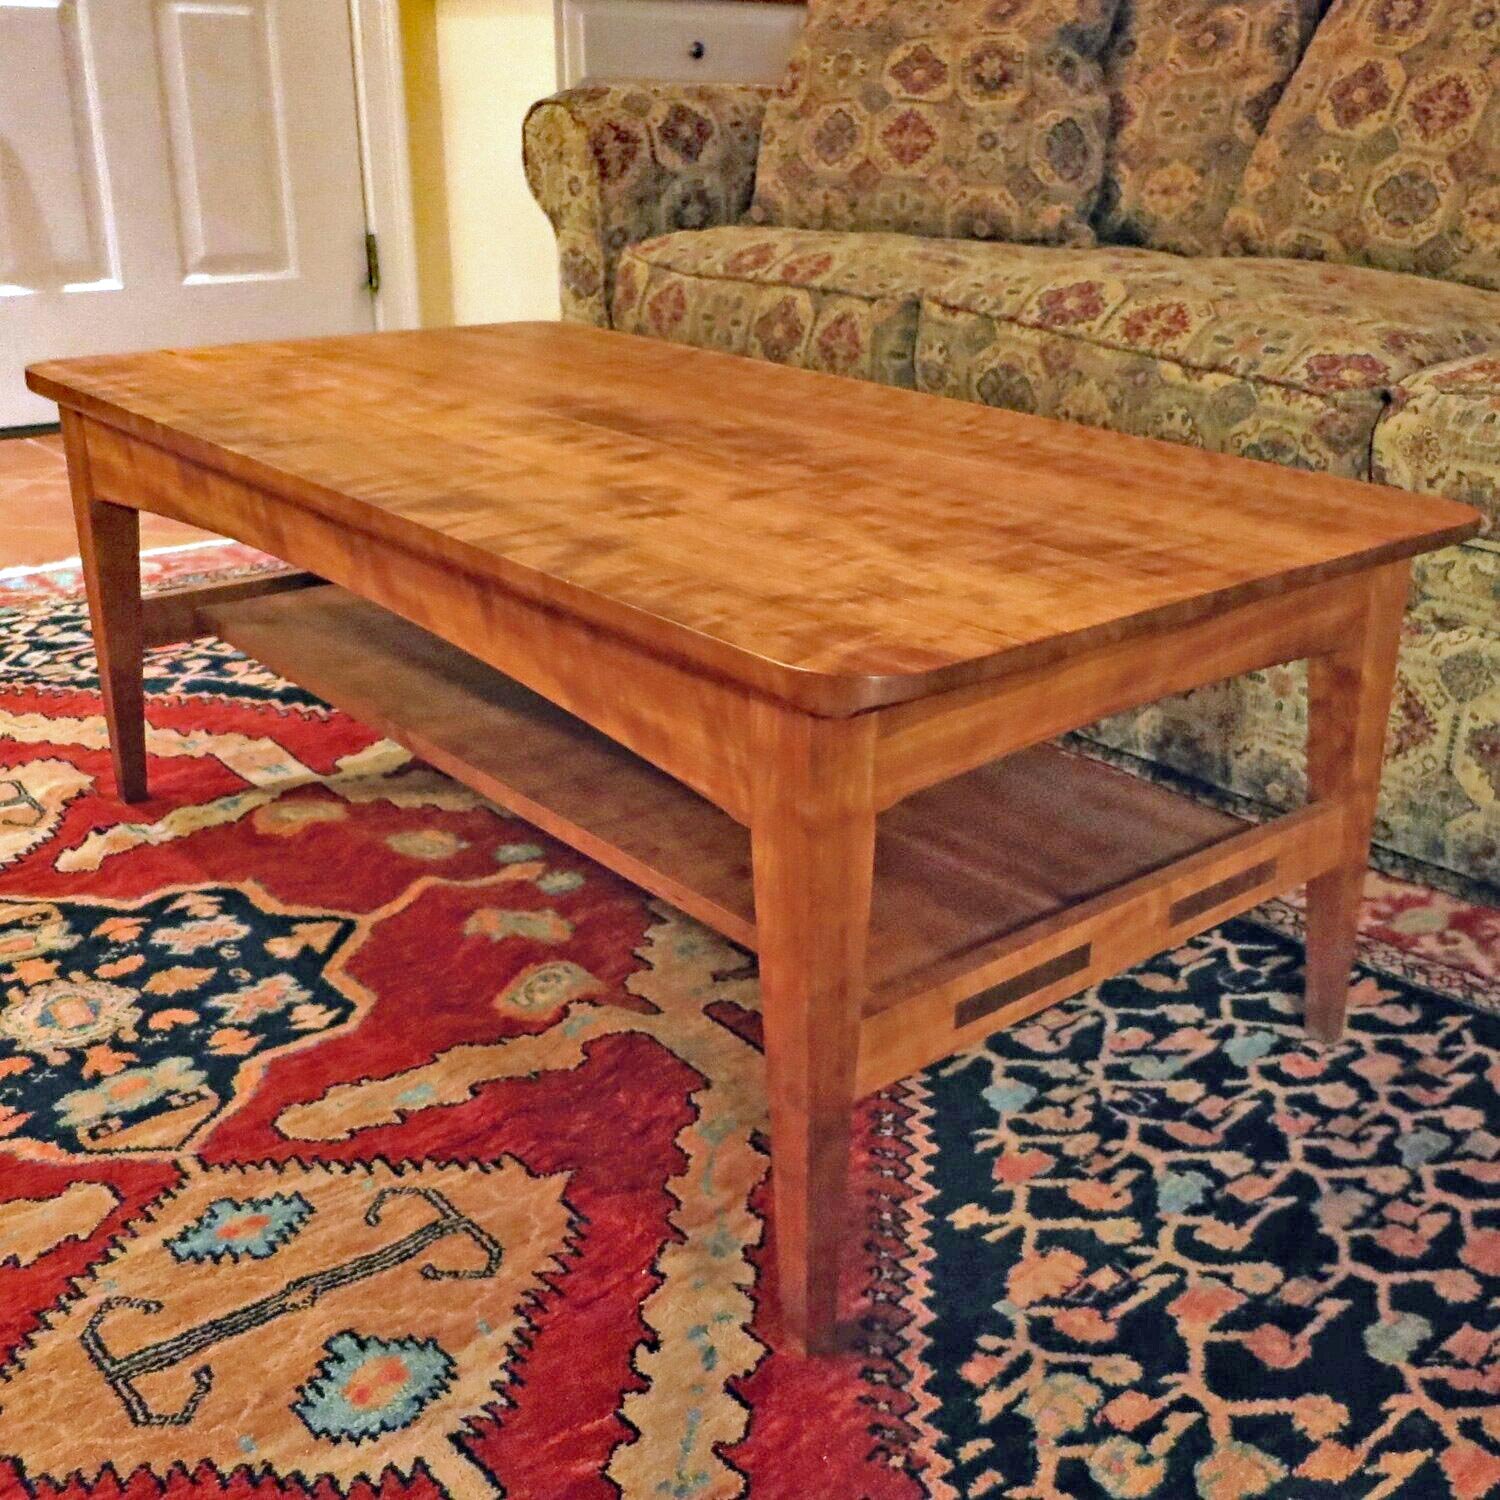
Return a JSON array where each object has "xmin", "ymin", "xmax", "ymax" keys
[{"xmin": 1, "ymin": 0, "xmax": 376, "ymax": 428}]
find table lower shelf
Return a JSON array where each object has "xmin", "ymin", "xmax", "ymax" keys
[{"xmin": 199, "ymin": 585, "xmax": 1338, "ymax": 1093}]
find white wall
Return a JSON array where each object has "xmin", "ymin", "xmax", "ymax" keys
[{"xmin": 434, "ymin": 0, "xmax": 561, "ymax": 324}]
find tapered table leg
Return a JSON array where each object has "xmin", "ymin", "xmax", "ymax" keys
[
  {"xmin": 750, "ymin": 707, "xmax": 876, "ymax": 1355},
  {"xmin": 61, "ymin": 410, "xmax": 148, "ymax": 803},
  {"xmin": 1303, "ymin": 560, "xmax": 1409, "ymax": 1041}
]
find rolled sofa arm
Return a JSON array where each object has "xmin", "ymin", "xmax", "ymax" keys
[
  {"xmin": 524, "ymin": 82, "xmax": 770, "ymax": 326},
  {"xmin": 1374, "ymin": 353, "xmax": 1500, "ymax": 539}
]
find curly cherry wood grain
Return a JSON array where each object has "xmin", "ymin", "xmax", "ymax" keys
[
  {"xmin": 33, "ymin": 323, "xmax": 1480, "ymax": 1355},
  {"xmin": 61, "ymin": 409, "xmax": 146, "ymax": 803},
  {"xmin": 1304, "ymin": 561, "xmax": 1410, "ymax": 1041},
  {"xmin": 28, "ymin": 321, "xmax": 1479, "ymax": 716}
]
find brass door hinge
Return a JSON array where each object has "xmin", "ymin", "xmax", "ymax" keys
[{"xmin": 364, "ymin": 232, "xmax": 381, "ymax": 295}]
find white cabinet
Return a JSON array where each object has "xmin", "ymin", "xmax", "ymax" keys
[{"xmin": 557, "ymin": 0, "xmax": 802, "ymax": 87}]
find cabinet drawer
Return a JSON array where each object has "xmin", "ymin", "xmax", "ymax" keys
[{"xmin": 558, "ymin": 0, "xmax": 802, "ymax": 87}]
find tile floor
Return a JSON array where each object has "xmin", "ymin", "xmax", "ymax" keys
[{"xmin": 0, "ymin": 430, "xmax": 217, "ymax": 571}]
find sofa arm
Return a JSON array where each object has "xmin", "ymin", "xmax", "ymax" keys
[
  {"xmin": 1374, "ymin": 354, "xmax": 1500, "ymax": 539},
  {"xmin": 523, "ymin": 82, "xmax": 769, "ymax": 326}
]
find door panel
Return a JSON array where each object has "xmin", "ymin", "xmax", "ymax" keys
[
  {"xmin": 0, "ymin": 0, "xmax": 116, "ymax": 294},
  {"xmin": 156, "ymin": 0, "xmax": 295, "ymax": 281},
  {"xmin": 1, "ymin": 0, "xmax": 374, "ymax": 428}
]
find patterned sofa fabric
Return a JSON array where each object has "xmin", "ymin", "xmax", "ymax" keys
[
  {"xmin": 1086, "ymin": 541, "xmax": 1500, "ymax": 885},
  {"xmin": 1097, "ymin": 0, "xmax": 1318, "ymax": 255},
  {"xmin": 1223, "ymin": 0, "xmax": 1500, "ymax": 291},
  {"xmin": 749, "ymin": 0, "xmax": 1119, "ymax": 246},
  {"xmin": 915, "ymin": 246, "xmax": 1500, "ymax": 475},
  {"xmin": 1375, "ymin": 354, "xmax": 1500, "ymax": 535},
  {"xmin": 616, "ymin": 228, "xmax": 1500, "ymax": 474},
  {"xmin": 612, "ymin": 226, "xmax": 987, "ymax": 385},
  {"xmin": 523, "ymin": 83, "xmax": 769, "ymax": 326}
]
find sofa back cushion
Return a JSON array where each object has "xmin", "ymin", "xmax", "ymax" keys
[
  {"xmin": 750, "ymin": 0, "xmax": 1120, "ymax": 246},
  {"xmin": 1097, "ymin": 0, "xmax": 1319, "ymax": 254},
  {"xmin": 1224, "ymin": 0, "xmax": 1500, "ymax": 290}
]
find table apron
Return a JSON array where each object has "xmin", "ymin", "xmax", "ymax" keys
[
  {"xmin": 77, "ymin": 416, "xmax": 1398, "ymax": 837},
  {"xmin": 873, "ymin": 571, "xmax": 1376, "ymax": 809},
  {"xmin": 79, "ymin": 416, "xmax": 763, "ymax": 825}
]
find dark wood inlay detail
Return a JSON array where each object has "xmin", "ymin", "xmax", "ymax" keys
[
  {"xmin": 1169, "ymin": 859, "xmax": 1277, "ymax": 925},
  {"xmin": 954, "ymin": 944, "xmax": 1091, "ymax": 1028}
]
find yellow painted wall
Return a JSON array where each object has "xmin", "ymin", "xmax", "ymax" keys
[
  {"xmin": 398, "ymin": 0, "xmax": 454, "ymax": 326},
  {"xmin": 399, "ymin": 0, "xmax": 561, "ymax": 327}
]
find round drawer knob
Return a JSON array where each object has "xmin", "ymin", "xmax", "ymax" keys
[{"xmin": 688, "ymin": 39, "xmax": 706, "ymax": 60}]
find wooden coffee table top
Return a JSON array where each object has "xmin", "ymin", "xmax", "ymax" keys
[{"xmin": 28, "ymin": 321, "xmax": 1481, "ymax": 714}]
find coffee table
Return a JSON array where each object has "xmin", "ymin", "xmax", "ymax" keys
[{"xmin": 28, "ymin": 323, "xmax": 1480, "ymax": 1354}]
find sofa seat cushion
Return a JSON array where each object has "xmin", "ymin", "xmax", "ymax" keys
[
  {"xmin": 1375, "ymin": 354, "xmax": 1500, "ymax": 535},
  {"xmin": 916, "ymin": 245, "xmax": 1500, "ymax": 475},
  {"xmin": 613, "ymin": 225, "xmax": 990, "ymax": 386}
]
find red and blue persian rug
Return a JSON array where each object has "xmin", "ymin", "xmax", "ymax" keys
[{"xmin": 0, "ymin": 585, "xmax": 1497, "ymax": 1498}]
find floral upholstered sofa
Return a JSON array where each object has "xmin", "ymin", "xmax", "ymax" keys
[{"xmin": 525, "ymin": 0, "xmax": 1500, "ymax": 887}]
